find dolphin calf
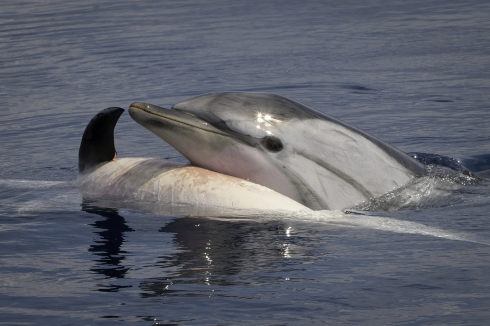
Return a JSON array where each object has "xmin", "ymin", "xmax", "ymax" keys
[
  {"xmin": 77, "ymin": 107, "xmax": 308, "ymax": 214},
  {"xmin": 129, "ymin": 92, "xmax": 426, "ymax": 210}
]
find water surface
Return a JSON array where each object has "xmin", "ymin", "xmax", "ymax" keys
[{"xmin": 1, "ymin": 0, "xmax": 490, "ymax": 325}]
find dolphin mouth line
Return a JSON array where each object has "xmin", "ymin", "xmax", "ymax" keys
[
  {"xmin": 129, "ymin": 102, "xmax": 254, "ymax": 146},
  {"xmin": 129, "ymin": 102, "xmax": 228, "ymax": 136}
]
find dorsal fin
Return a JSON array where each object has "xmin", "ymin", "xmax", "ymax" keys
[{"xmin": 79, "ymin": 107, "xmax": 124, "ymax": 173}]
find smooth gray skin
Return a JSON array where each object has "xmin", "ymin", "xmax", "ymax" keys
[{"xmin": 129, "ymin": 92, "xmax": 425, "ymax": 210}]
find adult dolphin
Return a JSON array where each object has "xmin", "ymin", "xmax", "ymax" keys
[
  {"xmin": 77, "ymin": 107, "xmax": 308, "ymax": 214},
  {"xmin": 129, "ymin": 92, "xmax": 426, "ymax": 210}
]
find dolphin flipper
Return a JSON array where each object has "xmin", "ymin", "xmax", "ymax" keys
[{"xmin": 79, "ymin": 107, "xmax": 124, "ymax": 173}]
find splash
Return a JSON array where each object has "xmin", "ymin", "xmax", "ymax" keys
[{"xmin": 352, "ymin": 164, "xmax": 484, "ymax": 211}]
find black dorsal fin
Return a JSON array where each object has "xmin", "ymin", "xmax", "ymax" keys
[{"xmin": 79, "ymin": 107, "xmax": 124, "ymax": 173}]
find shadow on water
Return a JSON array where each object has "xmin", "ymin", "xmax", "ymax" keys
[{"xmin": 82, "ymin": 200, "xmax": 134, "ymax": 292}]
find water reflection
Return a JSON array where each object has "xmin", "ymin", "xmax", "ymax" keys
[
  {"xmin": 139, "ymin": 217, "xmax": 297, "ymax": 298},
  {"xmin": 83, "ymin": 201, "xmax": 298, "ymax": 297},
  {"xmin": 82, "ymin": 200, "xmax": 134, "ymax": 292}
]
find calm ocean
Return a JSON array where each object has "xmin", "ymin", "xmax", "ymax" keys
[{"xmin": 1, "ymin": 0, "xmax": 489, "ymax": 324}]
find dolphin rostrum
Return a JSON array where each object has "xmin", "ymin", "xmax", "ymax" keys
[{"xmin": 129, "ymin": 92, "xmax": 426, "ymax": 210}]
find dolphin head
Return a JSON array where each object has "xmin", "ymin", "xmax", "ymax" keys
[{"xmin": 129, "ymin": 92, "xmax": 425, "ymax": 210}]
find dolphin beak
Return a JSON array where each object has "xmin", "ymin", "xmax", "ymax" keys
[
  {"xmin": 129, "ymin": 102, "xmax": 225, "ymax": 135},
  {"xmin": 129, "ymin": 102, "xmax": 257, "ymax": 152}
]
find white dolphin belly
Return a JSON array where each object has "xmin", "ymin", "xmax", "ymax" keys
[{"xmin": 77, "ymin": 157, "xmax": 310, "ymax": 213}]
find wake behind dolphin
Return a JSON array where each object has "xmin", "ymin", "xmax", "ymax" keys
[
  {"xmin": 2, "ymin": 177, "xmax": 486, "ymax": 245},
  {"xmin": 296, "ymin": 211, "xmax": 490, "ymax": 245}
]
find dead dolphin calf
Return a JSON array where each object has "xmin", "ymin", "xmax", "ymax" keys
[
  {"xmin": 77, "ymin": 107, "xmax": 309, "ymax": 213},
  {"xmin": 129, "ymin": 92, "xmax": 426, "ymax": 210}
]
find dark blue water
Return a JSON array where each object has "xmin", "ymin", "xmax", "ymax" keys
[{"xmin": 1, "ymin": 0, "xmax": 490, "ymax": 324}]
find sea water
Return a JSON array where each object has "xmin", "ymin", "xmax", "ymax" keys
[{"xmin": 1, "ymin": 0, "xmax": 490, "ymax": 324}]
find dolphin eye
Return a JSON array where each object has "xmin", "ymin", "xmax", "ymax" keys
[{"xmin": 261, "ymin": 136, "xmax": 283, "ymax": 152}]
